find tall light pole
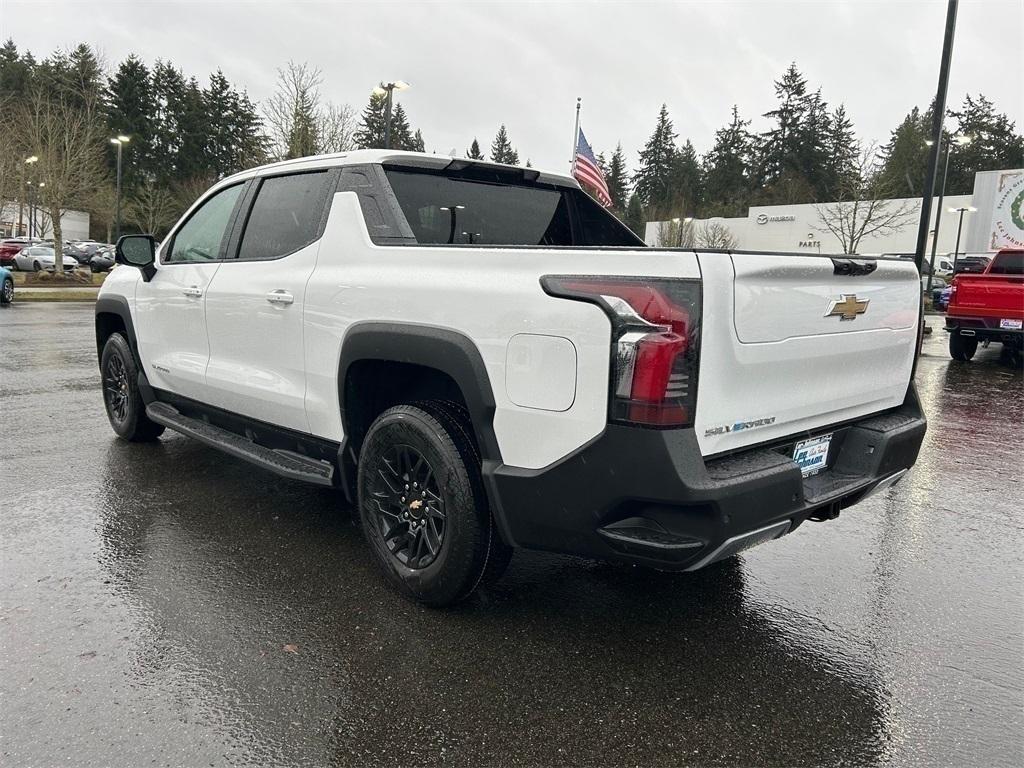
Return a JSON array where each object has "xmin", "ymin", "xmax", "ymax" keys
[
  {"xmin": 949, "ymin": 206, "xmax": 976, "ymax": 271},
  {"xmin": 913, "ymin": 0, "xmax": 958, "ymax": 275},
  {"xmin": 371, "ymin": 81, "xmax": 410, "ymax": 149},
  {"xmin": 110, "ymin": 135, "xmax": 130, "ymax": 240},
  {"xmin": 439, "ymin": 204, "xmax": 465, "ymax": 244},
  {"xmin": 20, "ymin": 156, "xmax": 38, "ymax": 237},
  {"xmin": 925, "ymin": 133, "xmax": 972, "ymax": 292}
]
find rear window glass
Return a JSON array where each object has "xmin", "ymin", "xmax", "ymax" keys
[
  {"xmin": 383, "ymin": 169, "xmax": 642, "ymax": 247},
  {"xmin": 989, "ymin": 251, "xmax": 1023, "ymax": 275},
  {"xmin": 237, "ymin": 171, "xmax": 332, "ymax": 260}
]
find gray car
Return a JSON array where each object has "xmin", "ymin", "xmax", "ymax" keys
[{"xmin": 14, "ymin": 246, "xmax": 79, "ymax": 272}]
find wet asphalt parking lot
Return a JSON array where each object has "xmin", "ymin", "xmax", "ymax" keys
[{"xmin": 1, "ymin": 302, "xmax": 1021, "ymax": 768}]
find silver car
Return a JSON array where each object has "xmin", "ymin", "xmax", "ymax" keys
[{"xmin": 14, "ymin": 246, "xmax": 79, "ymax": 272}]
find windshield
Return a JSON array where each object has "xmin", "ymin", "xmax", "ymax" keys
[{"xmin": 384, "ymin": 169, "xmax": 644, "ymax": 247}]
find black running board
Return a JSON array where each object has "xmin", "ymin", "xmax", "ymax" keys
[{"xmin": 146, "ymin": 402, "xmax": 335, "ymax": 487}]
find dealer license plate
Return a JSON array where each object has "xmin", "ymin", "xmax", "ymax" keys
[
  {"xmin": 999, "ymin": 318, "xmax": 1022, "ymax": 330},
  {"xmin": 793, "ymin": 434, "xmax": 832, "ymax": 477}
]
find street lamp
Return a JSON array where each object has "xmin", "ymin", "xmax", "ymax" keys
[
  {"xmin": 20, "ymin": 156, "xmax": 38, "ymax": 237},
  {"xmin": 110, "ymin": 135, "xmax": 130, "ymax": 241},
  {"xmin": 924, "ymin": 132, "xmax": 972, "ymax": 292},
  {"xmin": 371, "ymin": 81, "xmax": 410, "ymax": 149},
  {"xmin": 439, "ymin": 204, "xmax": 465, "ymax": 244},
  {"xmin": 948, "ymin": 206, "xmax": 976, "ymax": 271}
]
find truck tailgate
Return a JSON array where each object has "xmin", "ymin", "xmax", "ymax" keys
[
  {"xmin": 695, "ymin": 253, "xmax": 919, "ymax": 456},
  {"xmin": 948, "ymin": 274, "xmax": 1024, "ymax": 320}
]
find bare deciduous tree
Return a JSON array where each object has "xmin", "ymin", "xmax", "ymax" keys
[
  {"xmin": 814, "ymin": 143, "xmax": 917, "ymax": 253},
  {"xmin": 126, "ymin": 184, "xmax": 179, "ymax": 237},
  {"xmin": 318, "ymin": 102, "xmax": 357, "ymax": 154},
  {"xmin": 264, "ymin": 61, "xmax": 356, "ymax": 159},
  {"xmin": 14, "ymin": 80, "xmax": 106, "ymax": 269},
  {"xmin": 656, "ymin": 219, "xmax": 695, "ymax": 248},
  {"xmin": 694, "ymin": 220, "xmax": 740, "ymax": 249}
]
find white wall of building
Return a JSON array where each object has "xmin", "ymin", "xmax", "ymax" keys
[
  {"xmin": 645, "ymin": 168, "xmax": 1023, "ymax": 257},
  {"xmin": 0, "ymin": 201, "xmax": 92, "ymax": 241}
]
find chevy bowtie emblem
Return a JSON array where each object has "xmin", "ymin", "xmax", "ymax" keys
[{"xmin": 825, "ymin": 294, "xmax": 869, "ymax": 321}]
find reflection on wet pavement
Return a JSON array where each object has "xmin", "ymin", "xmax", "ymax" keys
[{"xmin": 1, "ymin": 304, "xmax": 1021, "ymax": 767}]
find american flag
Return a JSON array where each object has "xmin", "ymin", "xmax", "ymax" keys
[{"xmin": 573, "ymin": 129, "xmax": 612, "ymax": 207}]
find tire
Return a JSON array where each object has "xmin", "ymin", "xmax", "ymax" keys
[
  {"xmin": 0, "ymin": 278, "xmax": 12, "ymax": 305},
  {"xmin": 949, "ymin": 333, "xmax": 978, "ymax": 361},
  {"xmin": 100, "ymin": 333, "xmax": 165, "ymax": 442},
  {"xmin": 357, "ymin": 402, "xmax": 510, "ymax": 606},
  {"xmin": 90, "ymin": 263, "xmax": 100, "ymax": 273},
  {"xmin": 32, "ymin": 261, "xmax": 41, "ymax": 272}
]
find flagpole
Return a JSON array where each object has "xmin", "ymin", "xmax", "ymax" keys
[{"xmin": 570, "ymin": 97, "xmax": 581, "ymax": 173}]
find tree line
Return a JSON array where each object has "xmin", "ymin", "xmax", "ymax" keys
[{"xmin": 0, "ymin": 42, "xmax": 1020, "ymax": 245}]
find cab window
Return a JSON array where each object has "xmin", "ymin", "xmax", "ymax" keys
[{"xmin": 166, "ymin": 184, "xmax": 243, "ymax": 263}]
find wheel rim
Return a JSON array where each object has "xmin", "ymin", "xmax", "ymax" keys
[
  {"xmin": 2, "ymin": 281, "xmax": 11, "ymax": 301},
  {"xmin": 369, "ymin": 443, "xmax": 446, "ymax": 569},
  {"xmin": 103, "ymin": 352, "xmax": 130, "ymax": 424}
]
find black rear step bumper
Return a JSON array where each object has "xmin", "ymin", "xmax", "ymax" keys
[
  {"xmin": 945, "ymin": 317, "xmax": 1023, "ymax": 346},
  {"xmin": 484, "ymin": 386, "xmax": 926, "ymax": 571}
]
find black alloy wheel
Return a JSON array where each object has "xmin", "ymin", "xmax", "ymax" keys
[
  {"xmin": 369, "ymin": 443, "xmax": 447, "ymax": 569},
  {"xmin": 103, "ymin": 350, "xmax": 130, "ymax": 425},
  {"xmin": 1, "ymin": 278, "xmax": 12, "ymax": 304}
]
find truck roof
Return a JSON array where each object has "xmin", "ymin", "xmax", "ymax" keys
[{"xmin": 217, "ymin": 150, "xmax": 579, "ymax": 191}]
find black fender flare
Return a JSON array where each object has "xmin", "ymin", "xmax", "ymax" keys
[
  {"xmin": 336, "ymin": 322, "xmax": 502, "ymax": 464},
  {"xmin": 95, "ymin": 294, "xmax": 154, "ymax": 403}
]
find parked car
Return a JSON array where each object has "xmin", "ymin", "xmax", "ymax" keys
[
  {"xmin": 0, "ymin": 265, "xmax": 13, "ymax": 304},
  {"xmin": 14, "ymin": 245, "xmax": 79, "ymax": 272},
  {"xmin": 66, "ymin": 241, "xmax": 108, "ymax": 264},
  {"xmin": 945, "ymin": 249, "xmax": 1023, "ymax": 361},
  {"xmin": 0, "ymin": 238, "xmax": 39, "ymax": 268},
  {"xmin": 89, "ymin": 245, "xmax": 116, "ymax": 273},
  {"xmin": 922, "ymin": 275, "xmax": 947, "ymax": 305},
  {"xmin": 95, "ymin": 150, "xmax": 926, "ymax": 606},
  {"xmin": 951, "ymin": 256, "xmax": 991, "ymax": 275},
  {"xmin": 936, "ymin": 284, "xmax": 953, "ymax": 311}
]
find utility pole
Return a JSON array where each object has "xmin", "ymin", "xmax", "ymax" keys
[{"xmin": 913, "ymin": 0, "xmax": 959, "ymax": 274}]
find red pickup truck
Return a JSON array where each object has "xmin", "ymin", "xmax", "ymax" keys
[{"xmin": 945, "ymin": 249, "xmax": 1024, "ymax": 361}]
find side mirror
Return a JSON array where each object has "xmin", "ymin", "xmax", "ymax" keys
[{"xmin": 115, "ymin": 235, "xmax": 156, "ymax": 281}]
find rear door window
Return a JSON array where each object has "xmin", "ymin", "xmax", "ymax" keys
[
  {"xmin": 383, "ymin": 169, "xmax": 642, "ymax": 247},
  {"xmin": 236, "ymin": 171, "xmax": 333, "ymax": 260}
]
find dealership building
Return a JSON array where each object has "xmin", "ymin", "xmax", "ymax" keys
[
  {"xmin": 0, "ymin": 201, "xmax": 91, "ymax": 241},
  {"xmin": 645, "ymin": 168, "xmax": 1024, "ymax": 257}
]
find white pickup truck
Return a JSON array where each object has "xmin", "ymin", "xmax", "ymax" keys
[{"xmin": 96, "ymin": 150, "xmax": 926, "ymax": 606}]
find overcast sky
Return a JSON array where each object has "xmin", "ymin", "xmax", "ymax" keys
[{"xmin": 2, "ymin": 0, "xmax": 1021, "ymax": 174}]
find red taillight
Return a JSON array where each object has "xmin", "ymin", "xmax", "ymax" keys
[{"xmin": 542, "ymin": 276, "xmax": 701, "ymax": 428}]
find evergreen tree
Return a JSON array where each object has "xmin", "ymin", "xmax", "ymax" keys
[
  {"xmin": 624, "ymin": 193, "xmax": 647, "ymax": 238},
  {"xmin": 203, "ymin": 70, "xmax": 265, "ymax": 177},
  {"xmin": 632, "ymin": 104, "xmax": 677, "ymax": 213},
  {"xmin": 390, "ymin": 103, "xmax": 413, "ymax": 150},
  {"xmin": 877, "ymin": 105, "xmax": 933, "ymax": 197},
  {"xmin": 106, "ymin": 55, "xmax": 156, "ymax": 190},
  {"xmin": 822, "ymin": 104, "xmax": 859, "ymax": 196},
  {"xmin": 411, "ymin": 128, "xmax": 425, "ymax": 152},
  {"xmin": 606, "ymin": 143, "xmax": 630, "ymax": 212},
  {"xmin": 754, "ymin": 63, "xmax": 822, "ymax": 203},
  {"xmin": 702, "ymin": 105, "xmax": 752, "ymax": 217},
  {"xmin": 489, "ymin": 124, "xmax": 519, "ymax": 164},
  {"xmin": 946, "ymin": 94, "xmax": 1024, "ymax": 194},
  {"xmin": 0, "ymin": 39, "xmax": 34, "ymax": 99},
  {"xmin": 150, "ymin": 60, "xmax": 188, "ymax": 182},
  {"xmin": 466, "ymin": 138, "xmax": 484, "ymax": 159},
  {"xmin": 354, "ymin": 89, "xmax": 388, "ymax": 149},
  {"xmin": 669, "ymin": 139, "xmax": 702, "ymax": 215}
]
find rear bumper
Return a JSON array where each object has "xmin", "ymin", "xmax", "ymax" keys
[
  {"xmin": 945, "ymin": 316, "xmax": 1023, "ymax": 345},
  {"xmin": 484, "ymin": 387, "xmax": 927, "ymax": 571}
]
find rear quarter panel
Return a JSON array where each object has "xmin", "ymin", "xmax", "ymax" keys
[{"xmin": 303, "ymin": 192, "xmax": 700, "ymax": 470}]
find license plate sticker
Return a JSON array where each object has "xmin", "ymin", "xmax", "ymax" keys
[
  {"xmin": 793, "ymin": 434, "xmax": 832, "ymax": 477},
  {"xmin": 999, "ymin": 318, "xmax": 1023, "ymax": 330}
]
